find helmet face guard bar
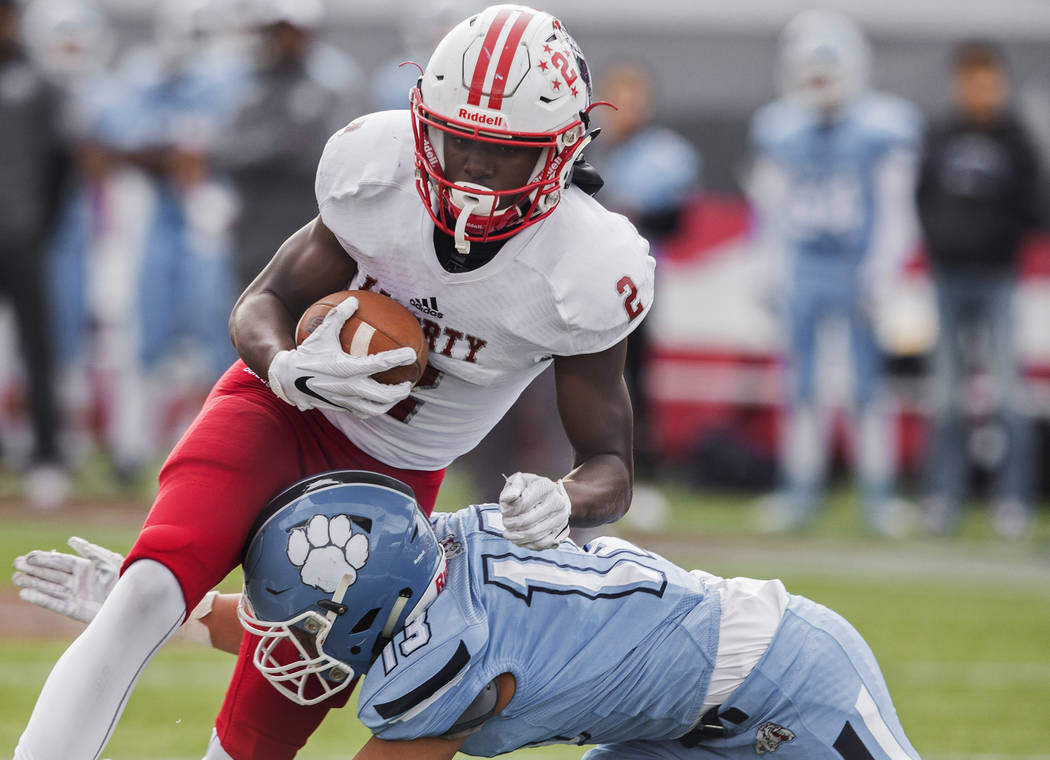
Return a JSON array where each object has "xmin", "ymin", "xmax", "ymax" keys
[
  {"xmin": 238, "ymin": 598, "xmax": 357, "ymax": 707},
  {"xmin": 239, "ymin": 537, "xmax": 448, "ymax": 706}
]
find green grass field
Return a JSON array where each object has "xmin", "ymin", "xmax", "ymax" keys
[{"xmin": 2, "ymin": 471, "xmax": 1049, "ymax": 759}]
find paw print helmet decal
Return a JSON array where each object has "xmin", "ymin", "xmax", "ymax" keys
[{"xmin": 239, "ymin": 470, "xmax": 447, "ymax": 706}]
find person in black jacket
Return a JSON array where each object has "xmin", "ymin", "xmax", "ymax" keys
[
  {"xmin": 0, "ymin": 0, "xmax": 70, "ymax": 508},
  {"xmin": 916, "ymin": 39, "xmax": 1044, "ymax": 538}
]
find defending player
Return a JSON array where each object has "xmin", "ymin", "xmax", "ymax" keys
[
  {"xmin": 13, "ymin": 6, "xmax": 653, "ymax": 759},
  {"xmin": 747, "ymin": 10, "xmax": 922, "ymax": 535},
  {"xmin": 16, "ymin": 470, "xmax": 923, "ymax": 760}
]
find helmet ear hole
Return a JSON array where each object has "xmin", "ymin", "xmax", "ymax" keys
[{"xmin": 352, "ymin": 607, "xmax": 381, "ymax": 634}]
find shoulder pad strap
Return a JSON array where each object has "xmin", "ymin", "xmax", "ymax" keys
[
  {"xmin": 569, "ymin": 158, "xmax": 604, "ymax": 197},
  {"xmin": 440, "ymin": 678, "xmax": 499, "ymax": 740}
]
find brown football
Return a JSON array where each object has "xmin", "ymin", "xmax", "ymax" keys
[{"xmin": 295, "ymin": 290, "xmax": 428, "ymax": 385}]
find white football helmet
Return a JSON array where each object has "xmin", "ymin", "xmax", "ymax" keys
[
  {"xmin": 778, "ymin": 9, "xmax": 870, "ymax": 112},
  {"xmin": 154, "ymin": 0, "xmax": 236, "ymax": 64},
  {"xmin": 411, "ymin": 4, "xmax": 595, "ymax": 253},
  {"xmin": 20, "ymin": 0, "xmax": 115, "ymax": 85}
]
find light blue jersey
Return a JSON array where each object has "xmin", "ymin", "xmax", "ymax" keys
[
  {"xmin": 750, "ymin": 91, "xmax": 921, "ymax": 276},
  {"xmin": 749, "ymin": 91, "xmax": 923, "ymax": 519},
  {"xmin": 98, "ymin": 44, "xmax": 247, "ymax": 153},
  {"xmin": 356, "ymin": 505, "xmax": 921, "ymax": 759},
  {"xmin": 357, "ymin": 505, "xmax": 721, "ymax": 754},
  {"xmin": 93, "ymin": 44, "xmax": 246, "ymax": 377}
]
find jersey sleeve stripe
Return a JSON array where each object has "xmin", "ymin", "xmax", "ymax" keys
[{"xmin": 373, "ymin": 640, "xmax": 472, "ymax": 719}]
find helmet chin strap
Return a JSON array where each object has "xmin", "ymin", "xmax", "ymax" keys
[{"xmin": 448, "ymin": 182, "xmax": 498, "ymax": 254}]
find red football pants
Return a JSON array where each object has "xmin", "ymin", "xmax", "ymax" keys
[{"xmin": 121, "ymin": 361, "xmax": 444, "ymax": 759}]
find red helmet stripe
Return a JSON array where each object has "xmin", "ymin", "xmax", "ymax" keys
[
  {"xmin": 466, "ymin": 7, "xmax": 513, "ymax": 106},
  {"xmin": 487, "ymin": 11, "xmax": 535, "ymax": 110}
]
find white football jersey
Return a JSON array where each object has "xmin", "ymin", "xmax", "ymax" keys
[{"xmin": 314, "ymin": 110, "xmax": 654, "ymax": 470}]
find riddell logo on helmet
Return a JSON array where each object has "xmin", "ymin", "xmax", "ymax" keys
[{"xmin": 458, "ymin": 108, "xmax": 505, "ymax": 127}]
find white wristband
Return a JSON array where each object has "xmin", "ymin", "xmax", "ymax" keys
[
  {"xmin": 177, "ymin": 590, "xmax": 218, "ymax": 647},
  {"xmin": 266, "ymin": 350, "xmax": 297, "ymax": 407}
]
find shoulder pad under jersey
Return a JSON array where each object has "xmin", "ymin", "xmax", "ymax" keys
[{"xmin": 358, "ymin": 599, "xmax": 491, "ymax": 740}]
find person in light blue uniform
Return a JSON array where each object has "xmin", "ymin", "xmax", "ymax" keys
[
  {"xmin": 230, "ymin": 470, "xmax": 920, "ymax": 760},
  {"xmin": 99, "ymin": 0, "xmax": 247, "ymax": 382},
  {"xmin": 748, "ymin": 10, "xmax": 922, "ymax": 535},
  {"xmin": 14, "ymin": 469, "xmax": 922, "ymax": 758},
  {"xmin": 21, "ymin": 0, "xmax": 118, "ymax": 369}
]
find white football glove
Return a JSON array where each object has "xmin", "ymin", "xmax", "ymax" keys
[
  {"xmin": 498, "ymin": 472, "xmax": 571, "ymax": 550},
  {"xmin": 12, "ymin": 537, "xmax": 219, "ymax": 644},
  {"xmin": 12, "ymin": 536, "xmax": 122, "ymax": 623},
  {"xmin": 267, "ymin": 296, "xmax": 417, "ymax": 419}
]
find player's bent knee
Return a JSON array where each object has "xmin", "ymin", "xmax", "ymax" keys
[{"xmin": 136, "ymin": 523, "xmax": 196, "ymax": 555}]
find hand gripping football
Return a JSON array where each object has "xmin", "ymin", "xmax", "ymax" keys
[{"xmin": 296, "ymin": 290, "xmax": 428, "ymax": 385}]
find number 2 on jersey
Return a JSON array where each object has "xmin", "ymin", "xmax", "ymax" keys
[{"xmin": 617, "ymin": 276, "xmax": 643, "ymax": 321}]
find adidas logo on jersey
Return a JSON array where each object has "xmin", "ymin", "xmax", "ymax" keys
[{"xmin": 410, "ymin": 297, "xmax": 443, "ymax": 319}]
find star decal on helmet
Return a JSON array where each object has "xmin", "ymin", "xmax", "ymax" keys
[{"xmin": 286, "ymin": 514, "xmax": 369, "ymax": 594}]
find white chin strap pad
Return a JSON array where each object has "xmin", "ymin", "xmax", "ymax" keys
[{"xmin": 449, "ymin": 182, "xmax": 498, "ymax": 254}]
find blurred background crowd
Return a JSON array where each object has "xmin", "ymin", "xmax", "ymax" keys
[{"xmin": 0, "ymin": 0, "xmax": 1047, "ymax": 540}]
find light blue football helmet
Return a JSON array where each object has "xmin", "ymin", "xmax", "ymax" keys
[
  {"xmin": 239, "ymin": 470, "xmax": 447, "ymax": 705},
  {"xmin": 778, "ymin": 9, "xmax": 871, "ymax": 112}
]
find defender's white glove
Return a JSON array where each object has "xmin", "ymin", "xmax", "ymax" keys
[
  {"xmin": 12, "ymin": 537, "xmax": 219, "ymax": 644},
  {"xmin": 267, "ymin": 296, "xmax": 417, "ymax": 419},
  {"xmin": 12, "ymin": 536, "xmax": 122, "ymax": 623},
  {"xmin": 499, "ymin": 472, "xmax": 571, "ymax": 550}
]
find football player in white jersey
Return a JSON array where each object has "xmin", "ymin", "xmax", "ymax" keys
[
  {"xmin": 13, "ymin": 6, "xmax": 654, "ymax": 760},
  {"xmin": 15, "ymin": 471, "xmax": 922, "ymax": 760}
]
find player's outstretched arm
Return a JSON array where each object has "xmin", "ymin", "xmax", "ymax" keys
[
  {"xmin": 352, "ymin": 735, "xmax": 465, "ymax": 760},
  {"xmin": 199, "ymin": 593, "xmax": 248, "ymax": 654},
  {"xmin": 13, "ymin": 538, "xmax": 244, "ymax": 654},
  {"xmin": 553, "ymin": 338, "xmax": 634, "ymax": 527},
  {"xmin": 353, "ymin": 673, "xmax": 515, "ymax": 760},
  {"xmin": 13, "ymin": 537, "xmax": 122, "ymax": 623}
]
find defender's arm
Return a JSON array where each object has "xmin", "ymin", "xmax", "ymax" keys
[{"xmin": 352, "ymin": 673, "xmax": 516, "ymax": 760}]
